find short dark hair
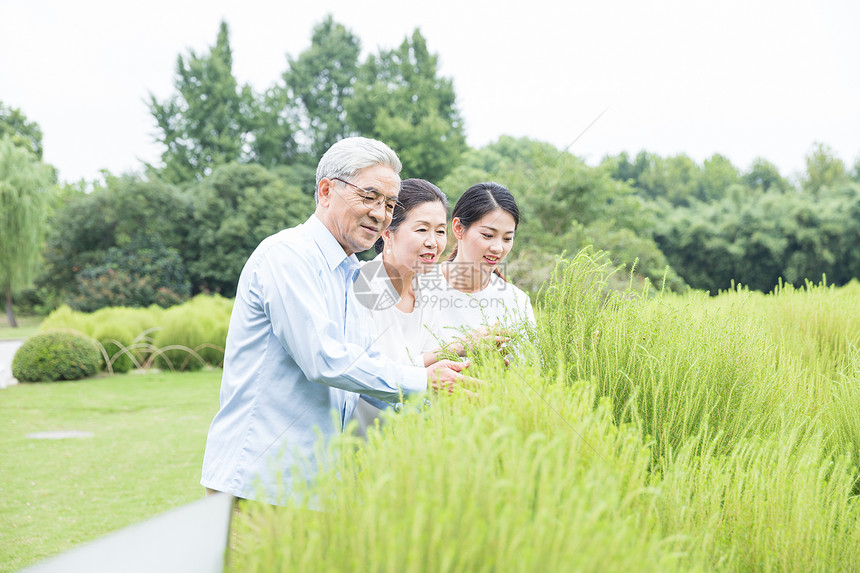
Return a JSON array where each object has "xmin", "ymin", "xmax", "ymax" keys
[
  {"xmin": 448, "ymin": 182, "xmax": 520, "ymax": 280},
  {"xmin": 374, "ymin": 179, "xmax": 449, "ymax": 254}
]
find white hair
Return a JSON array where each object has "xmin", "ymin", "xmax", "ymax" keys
[{"xmin": 314, "ymin": 137, "xmax": 402, "ymax": 202}]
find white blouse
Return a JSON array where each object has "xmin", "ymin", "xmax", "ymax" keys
[
  {"xmin": 355, "ymin": 254, "xmax": 436, "ymax": 366},
  {"xmin": 352, "ymin": 254, "xmax": 437, "ymax": 436},
  {"xmin": 417, "ymin": 265, "xmax": 536, "ymax": 348}
]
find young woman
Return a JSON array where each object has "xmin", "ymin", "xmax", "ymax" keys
[{"xmin": 418, "ymin": 182, "xmax": 535, "ymax": 356}]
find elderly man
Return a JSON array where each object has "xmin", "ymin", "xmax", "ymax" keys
[{"xmin": 201, "ymin": 137, "xmax": 471, "ymax": 504}]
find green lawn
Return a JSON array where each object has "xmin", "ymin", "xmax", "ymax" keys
[
  {"xmin": 0, "ymin": 369, "xmax": 222, "ymax": 572},
  {"xmin": 0, "ymin": 315, "xmax": 42, "ymax": 340}
]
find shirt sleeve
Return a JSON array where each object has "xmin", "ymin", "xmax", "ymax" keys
[{"xmin": 253, "ymin": 241, "xmax": 427, "ymax": 400}]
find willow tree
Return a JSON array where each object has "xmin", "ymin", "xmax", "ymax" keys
[{"xmin": 0, "ymin": 136, "xmax": 52, "ymax": 326}]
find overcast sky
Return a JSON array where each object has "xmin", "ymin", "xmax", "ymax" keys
[{"xmin": 2, "ymin": 0, "xmax": 859, "ymax": 184}]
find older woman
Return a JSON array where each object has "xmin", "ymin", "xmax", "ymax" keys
[{"xmin": 352, "ymin": 178, "xmax": 450, "ymax": 433}]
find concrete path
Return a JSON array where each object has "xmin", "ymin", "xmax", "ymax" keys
[
  {"xmin": 0, "ymin": 338, "xmax": 24, "ymax": 388},
  {"xmin": 21, "ymin": 492, "xmax": 235, "ymax": 572}
]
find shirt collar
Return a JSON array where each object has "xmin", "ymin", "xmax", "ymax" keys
[{"xmin": 305, "ymin": 214, "xmax": 360, "ymax": 272}]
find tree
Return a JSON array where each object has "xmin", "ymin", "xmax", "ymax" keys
[
  {"xmin": 246, "ymin": 86, "xmax": 301, "ymax": 169},
  {"xmin": 742, "ymin": 158, "xmax": 789, "ymax": 192},
  {"xmin": 0, "ymin": 102, "xmax": 44, "ymax": 160},
  {"xmin": 39, "ymin": 174, "xmax": 191, "ymax": 309},
  {"xmin": 607, "ymin": 151, "xmax": 745, "ymax": 206},
  {"xmin": 699, "ymin": 154, "xmax": 740, "ymax": 202},
  {"xmin": 0, "ymin": 136, "xmax": 53, "ymax": 326},
  {"xmin": 619, "ymin": 151, "xmax": 669, "ymax": 201},
  {"xmin": 654, "ymin": 180, "xmax": 860, "ymax": 293},
  {"xmin": 281, "ymin": 16, "xmax": 361, "ymax": 158},
  {"xmin": 802, "ymin": 142, "xmax": 847, "ymax": 194},
  {"xmin": 347, "ymin": 29, "xmax": 466, "ymax": 181},
  {"xmin": 149, "ymin": 21, "xmax": 253, "ymax": 184},
  {"xmin": 440, "ymin": 137, "xmax": 685, "ymax": 293},
  {"xmin": 185, "ymin": 163, "xmax": 314, "ymax": 296}
]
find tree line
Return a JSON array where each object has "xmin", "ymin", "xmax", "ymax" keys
[
  {"xmin": 2, "ymin": 17, "xmax": 860, "ymax": 323},
  {"xmin": 602, "ymin": 146, "xmax": 860, "ymax": 293}
]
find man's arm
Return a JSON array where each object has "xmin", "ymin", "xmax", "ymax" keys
[{"xmin": 256, "ymin": 242, "xmax": 426, "ymax": 400}]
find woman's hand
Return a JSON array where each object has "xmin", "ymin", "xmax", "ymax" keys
[
  {"xmin": 421, "ymin": 325, "xmax": 512, "ymax": 367},
  {"xmin": 451, "ymin": 325, "xmax": 511, "ymax": 357}
]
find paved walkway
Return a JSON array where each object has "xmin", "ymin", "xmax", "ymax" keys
[{"xmin": 0, "ymin": 338, "xmax": 24, "ymax": 388}]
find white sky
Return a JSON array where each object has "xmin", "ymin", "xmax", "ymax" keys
[{"xmin": 2, "ymin": 0, "xmax": 859, "ymax": 184}]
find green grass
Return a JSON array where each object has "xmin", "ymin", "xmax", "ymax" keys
[
  {"xmin": 230, "ymin": 251, "xmax": 860, "ymax": 572},
  {"xmin": 0, "ymin": 315, "xmax": 42, "ymax": 340},
  {"xmin": 4, "ymin": 252, "xmax": 860, "ymax": 571},
  {"xmin": 0, "ymin": 369, "xmax": 222, "ymax": 572}
]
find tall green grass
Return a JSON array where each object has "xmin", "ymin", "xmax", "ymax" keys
[
  {"xmin": 662, "ymin": 277, "xmax": 860, "ymax": 462},
  {"xmin": 232, "ymin": 373, "xmax": 701, "ymax": 572},
  {"xmin": 230, "ymin": 250, "xmax": 860, "ymax": 571},
  {"xmin": 536, "ymin": 253, "xmax": 802, "ymax": 462}
]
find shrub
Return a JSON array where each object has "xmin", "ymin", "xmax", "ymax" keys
[
  {"xmin": 151, "ymin": 295, "xmax": 231, "ymax": 370},
  {"xmin": 35, "ymin": 294, "xmax": 230, "ymax": 373},
  {"xmin": 39, "ymin": 304, "xmax": 93, "ymax": 333},
  {"xmin": 38, "ymin": 175, "xmax": 191, "ymax": 310},
  {"xmin": 71, "ymin": 268, "xmax": 187, "ymax": 313},
  {"xmin": 12, "ymin": 331, "xmax": 102, "ymax": 382}
]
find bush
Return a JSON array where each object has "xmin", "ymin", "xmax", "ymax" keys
[
  {"xmin": 152, "ymin": 295, "xmax": 231, "ymax": 370},
  {"xmin": 38, "ymin": 174, "xmax": 192, "ymax": 310},
  {"xmin": 91, "ymin": 319, "xmax": 139, "ymax": 374},
  {"xmin": 36, "ymin": 294, "xmax": 230, "ymax": 373},
  {"xmin": 39, "ymin": 304, "xmax": 92, "ymax": 333},
  {"xmin": 12, "ymin": 331, "xmax": 102, "ymax": 382},
  {"xmin": 71, "ymin": 267, "xmax": 186, "ymax": 312}
]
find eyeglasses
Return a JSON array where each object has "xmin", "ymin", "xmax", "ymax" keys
[{"xmin": 332, "ymin": 177, "xmax": 399, "ymax": 215}]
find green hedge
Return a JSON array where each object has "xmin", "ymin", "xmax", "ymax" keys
[
  {"xmin": 38, "ymin": 295, "xmax": 232, "ymax": 372},
  {"xmin": 39, "ymin": 305, "xmax": 93, "ymax": 333},
  {"xmin": 12, "ymin": 331, "xmax": 102, "ymax": 382},
  {"xmin": 152, "ymin": 296, "xmax": 232, "ymax": 370}
]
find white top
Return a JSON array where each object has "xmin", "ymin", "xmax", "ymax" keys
[
  {"xmin": 355, "ymin": 254, "xmax": 436, "ymax": 366},
  {"xmin": 417, "ymin": 265, "xmax": 536, "ymax": 348}
]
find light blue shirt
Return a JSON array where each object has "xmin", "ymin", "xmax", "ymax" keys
[{"xmin": 201, "ymin": 215, "xmax": 427, "ymax": 504}]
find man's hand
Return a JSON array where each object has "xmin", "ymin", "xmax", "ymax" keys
[{"xmin": 426, "ymin": 359, "xmax": 482, "ymax": 395}]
